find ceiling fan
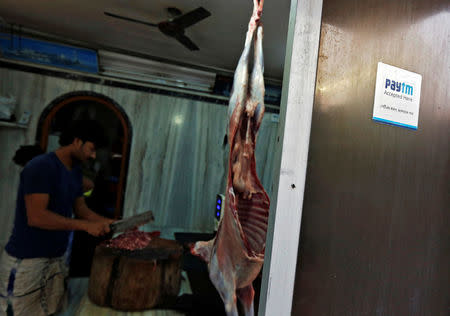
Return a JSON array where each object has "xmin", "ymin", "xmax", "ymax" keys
[{"xmin": 104, "ymin": 7, "xmax": 211, "ymax": 51}]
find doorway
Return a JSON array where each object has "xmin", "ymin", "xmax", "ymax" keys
[{"xmin": 36, "ymin": 91, "xmax": 132, "ymax": 276}]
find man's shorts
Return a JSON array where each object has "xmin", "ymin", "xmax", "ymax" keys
[{"xmin": 0, "ymin": 250, "xmax": 68, "ymax": 316}]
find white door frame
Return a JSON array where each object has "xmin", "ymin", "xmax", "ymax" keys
[{"xmin": 258, "ymin": 0, "xmax": 323, "ymax": 315}]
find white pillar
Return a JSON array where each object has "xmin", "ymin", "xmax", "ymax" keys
[{"xmin": 258, "ymin": 0, "xmax": 323, "ymax": 315}]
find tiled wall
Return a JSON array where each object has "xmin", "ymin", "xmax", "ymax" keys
[{"xmin": 0, "ymin": 67, "xmax": 278, "ymax": 246}]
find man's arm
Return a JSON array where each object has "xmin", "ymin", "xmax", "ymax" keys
[
  {"xmin": 74, "ymin": 196, "xmax": 114, "ymax": 223},
  {"xmin": 25, "ymin": 193, "xmax": 110, "ymax": 236}
]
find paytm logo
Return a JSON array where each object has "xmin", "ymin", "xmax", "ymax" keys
[{"xmin": 385, "ymin": 78, "xmax": 413, "ymax": 95}]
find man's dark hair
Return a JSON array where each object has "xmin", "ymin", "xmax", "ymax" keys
[{"xmin": 59, "ymin": 119, "xmax": 107, "ymax": 148}]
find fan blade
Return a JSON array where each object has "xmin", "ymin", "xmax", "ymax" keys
[
  {"xmin": 104, "ymin": 12, "xmax": 158, "ymax": 27},
  {"xmin": 175, "ymin": 34, "xmax": 199, "ymax": 51},
  {"xmin": 172, "ymin": 7, "xmax": 211, "ymax": 29}
]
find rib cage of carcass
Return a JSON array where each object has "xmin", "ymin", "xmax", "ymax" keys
[{"xmin": 191, "ymin": 1, "xmax": 270, "ymax": 315}]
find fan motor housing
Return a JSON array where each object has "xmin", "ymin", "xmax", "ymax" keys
[{"xmin": 158, "ymin": 21, "xmax": 184, "ymax": 37}]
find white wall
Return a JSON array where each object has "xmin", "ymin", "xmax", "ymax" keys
[{"xmin": 0, "ymin": 67, "xmax": 278, "ymax": 247}]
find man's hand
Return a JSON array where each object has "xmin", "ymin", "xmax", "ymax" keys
[
  {"xmin": 103, "ymin": 218, "xmax": 116, "ymax": 225},
  {"xmin": 83, "ymin": 220, "xmax": 111, "ymax": 237}
]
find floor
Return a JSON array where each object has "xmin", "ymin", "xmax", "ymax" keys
[{"xmin": 57, "ymin": 272, "xmax": 192, "ymax": 316}]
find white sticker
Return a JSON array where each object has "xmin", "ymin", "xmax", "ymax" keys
[{"xmin": 372, "ymin": 62, "xmax": 422, "ymax": 130}]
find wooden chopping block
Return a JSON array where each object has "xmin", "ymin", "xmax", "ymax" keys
[{"xmin": 88, "ymin": 237, "xmax": 183, "ymax": 311}]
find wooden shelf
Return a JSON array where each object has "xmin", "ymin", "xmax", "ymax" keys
[{"xmin": 0, "ymin": 121, "xmax": 28, "ymax": 129}]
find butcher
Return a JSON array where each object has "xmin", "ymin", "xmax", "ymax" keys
[
  {"xmin": 0, "ymin": 119, "xmax": 114, "ymax": 316},
  {"xmin": 192, "ymin": 1, "xmax": 270, "ymax": 315}
]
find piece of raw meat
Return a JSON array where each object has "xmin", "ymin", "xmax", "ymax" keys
[
  {"xmin": 192, "ymin": 1, "xmax": 269, "ymax": 315},
  {"xmin": 104, "ymin": 229, "xmax": 161, "ymax": 251}
]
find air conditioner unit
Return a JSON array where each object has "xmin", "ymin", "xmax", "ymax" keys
[{"xmin": 98, "ymin": 50, "xmax": 216, "ymax": 92}]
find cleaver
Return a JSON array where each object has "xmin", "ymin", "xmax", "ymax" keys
[{"xmin": 109, "ymin": 210, "xmax": 155, "ymax": 234}]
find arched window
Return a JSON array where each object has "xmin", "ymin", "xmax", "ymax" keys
[{"xmin": 36, "ymin": 91, "xmax": 132, "ymax": 219}]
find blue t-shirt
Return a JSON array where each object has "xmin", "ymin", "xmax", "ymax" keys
[{"xmin": 5, "ymin": 152, "xmax": 83, "ymax": 259}]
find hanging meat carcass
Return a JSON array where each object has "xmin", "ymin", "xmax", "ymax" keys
[{"xmin": 191, "ymin": 1, "xmax": 269, "ymax": 315}]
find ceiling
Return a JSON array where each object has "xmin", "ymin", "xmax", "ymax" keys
[{"xmin": 0, "ymin": 0, "xmax": 292, "ymax": 82}]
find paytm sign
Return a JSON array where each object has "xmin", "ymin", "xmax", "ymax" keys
[
  {"xmin": 385, "ymin": 79, "xmax": 413, "ymax": 96},
  {"xmin": 373, "ymin": 62, "xmax": 422, "ymax": 130}
]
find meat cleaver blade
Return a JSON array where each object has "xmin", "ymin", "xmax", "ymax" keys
[{"xmin": 110, "ymin": 210, "xmax": 154, "ymax": 234}]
